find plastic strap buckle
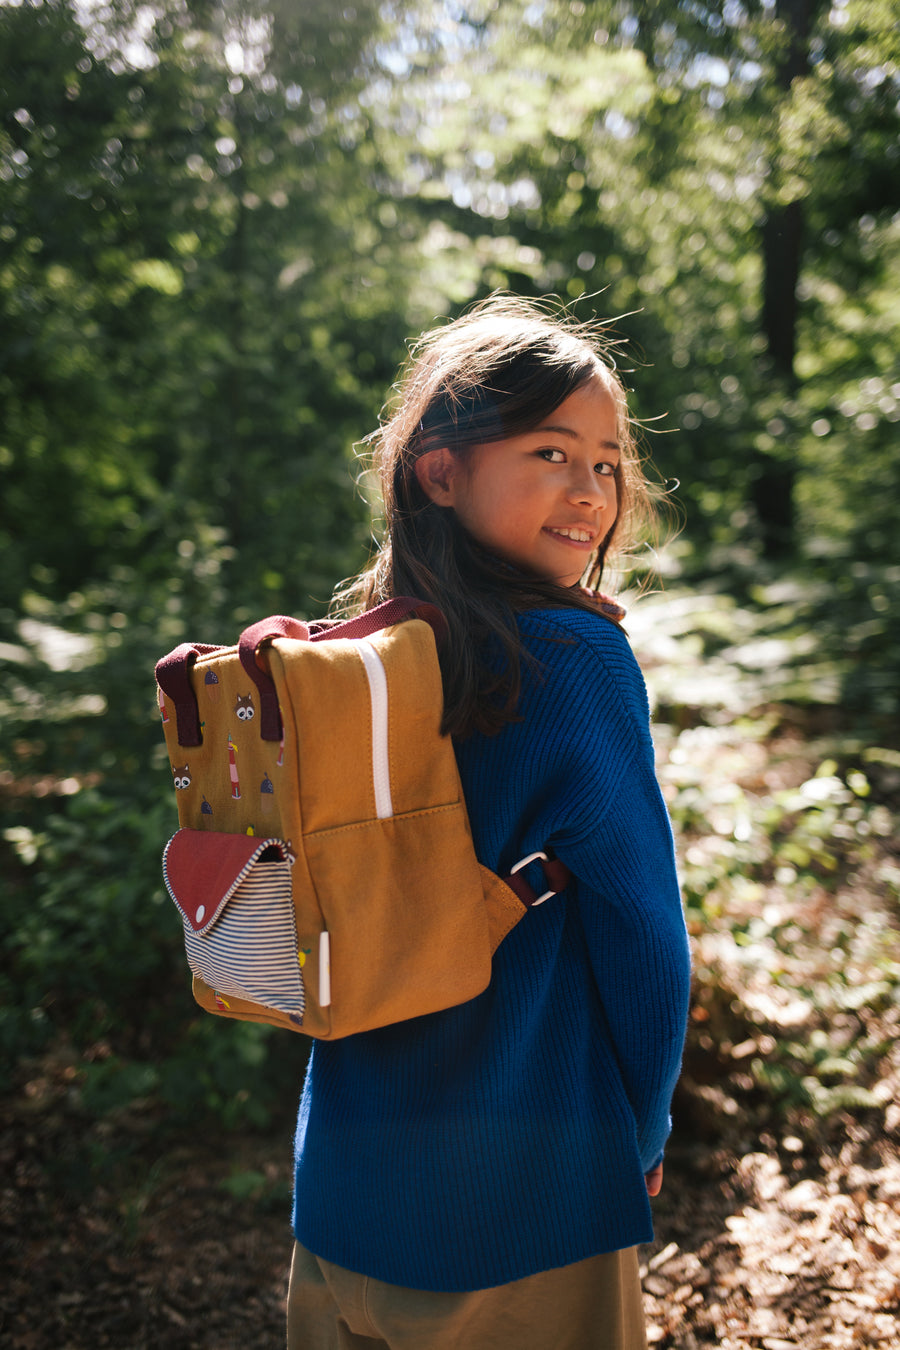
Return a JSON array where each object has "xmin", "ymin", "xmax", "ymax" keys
[{"xmin": 509, "ymin": 851, "xmax": 556, "ymax": 906}]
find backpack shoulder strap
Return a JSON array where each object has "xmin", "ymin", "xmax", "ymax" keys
[{"xmin": 311, "ymin": 597, "xmax": 448, "ymax": 646}]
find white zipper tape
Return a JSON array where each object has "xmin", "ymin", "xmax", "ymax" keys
[{"xmin": 356, "ymin": 638, "xmax": 393, "ymax": 820}]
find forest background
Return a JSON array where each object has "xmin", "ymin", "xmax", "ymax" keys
[{"xmin": 2, "ymin": 1, "xmax": 900, "ymax": 1346}]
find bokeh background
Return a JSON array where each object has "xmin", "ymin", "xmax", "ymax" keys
[{"xmin": 2, "ymin": 2, "xmax": 899, "ymax": 1345}]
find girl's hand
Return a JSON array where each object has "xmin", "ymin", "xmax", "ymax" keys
[{"xmin": 645, "ymin": 1163, "xmax": 664, "ymax": 1197}]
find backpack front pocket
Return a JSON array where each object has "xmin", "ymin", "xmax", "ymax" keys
[{"xmin": 163, "ymin": 829, "xmax": 305, "ymax": 1019}]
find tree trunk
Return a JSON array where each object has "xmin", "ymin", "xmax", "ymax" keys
[
  {"xmin": 753, "ymin": 200, "xmax": 803, "ymax": 556},
  {"xmin": 753, "ymin": 0, "xmax": 820, "ymax": 558}
]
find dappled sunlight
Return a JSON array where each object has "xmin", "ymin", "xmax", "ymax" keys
[{"xmin": 626, "ymin": 586, "xmax": 900, "ymax": 1348}]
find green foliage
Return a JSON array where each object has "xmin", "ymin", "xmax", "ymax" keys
[
  {"xmin": 3, "ymin": 786, "xmax": 176, "ymax": 1036},
  {"xmin": 375, "ymin": 0, "xmax": 900, "ymax": 579},
  {"xmin": 156, "ymin": 1017, "xmax": 307, "ymax": 1130},
  {"xmin": 219, "ymin": 1165, "xmax": 292, "ymax": 1209},
  {"xmin": 0, "ymin": 0, "xmax": 422, "ymax": 619},
  {"xmin": 0, "ymin": 512, "xmax": 321, "ymax": 1125},
  {"xmin": 0, "ymin": 0, "xmax": 423, "ymax": 1134},
  {"xmin": 638, "ymin": 587, "xmax": 900, "ymax": 1138}
]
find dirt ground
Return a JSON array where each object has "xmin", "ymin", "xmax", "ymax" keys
[{"xmin": 3, "ymin": 1054, "xmax": 899, "ymax": 1350}]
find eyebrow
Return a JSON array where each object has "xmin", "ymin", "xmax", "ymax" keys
[{"xmin": 536, "ymin": 422, "xmax": 621, "ymax": 453}]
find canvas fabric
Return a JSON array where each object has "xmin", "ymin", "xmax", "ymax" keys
[{"xmin": 156, "ymin": 606, "xmax": 535, "ymax": 1040}]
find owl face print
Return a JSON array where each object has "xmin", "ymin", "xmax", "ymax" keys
[
  {"xmin": 234, "ymin": 693, "xmax": 255, "ymax": 722},
  {"xmin": 173, "ymin": 763, "xmax": 192, "ymax": 790}
]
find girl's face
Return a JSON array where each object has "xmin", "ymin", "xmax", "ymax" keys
[{"xmin": 416, "ymin": 376, "xmax": 620, "ymax": 588}]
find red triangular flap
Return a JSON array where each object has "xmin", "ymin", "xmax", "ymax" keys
[{"xmin": 162, "ymin": 829, "xmax": 294, "ymax": 935}]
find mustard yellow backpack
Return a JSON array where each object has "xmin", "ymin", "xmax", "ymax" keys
[{"xmin": 155, "ymin": 598, "xmax": 569, "ymax": 1039}]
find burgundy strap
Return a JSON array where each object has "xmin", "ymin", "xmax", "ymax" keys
[
  {"xmin": 538, "ymin": 855, "xmax": 572, "ymax": 895},
  {"xmin": 237, "ymin": 598, "xmax": 447, "ymax": 743},
  {"xmin": 503, "ymin": 854, "xmax": 572, "ymax": 908},
  {"xmin": 155, "ymin": 643, "xmax": 224, "ymax": 747},
  {"xmin": 238, "ymin": 616, "xmax": 311, "ymax": 742},
  {"xmin": 313, "ymin": 597, "xmax": 448, "ymax": 646}
]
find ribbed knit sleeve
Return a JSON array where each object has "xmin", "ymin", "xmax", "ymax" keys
[
  {"xmin": 292, "ymin": 606, "xmax": 691, "ymax": 1293},
  {"xmin": 460, "ymin": 610, "xmax": 690, "ymax": 1171}
]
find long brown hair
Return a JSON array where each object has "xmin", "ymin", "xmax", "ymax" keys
[{"xmin": 335, "ymin": 295, "xmax": 655, "ymax": 737}]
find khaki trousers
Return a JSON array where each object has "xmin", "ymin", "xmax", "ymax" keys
[{"xmin": 286, "ymin": 1240, "xmax": 648, "ymax": 1350}]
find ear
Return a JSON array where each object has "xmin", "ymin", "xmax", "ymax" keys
[{"xmin": 414, "ymin": 447, "xmax": 460, "ymax": 507}]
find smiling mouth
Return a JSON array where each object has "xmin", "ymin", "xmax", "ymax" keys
[{"xmin": 547, "ymin": 526, "xmax": 595, "ymax": 544}]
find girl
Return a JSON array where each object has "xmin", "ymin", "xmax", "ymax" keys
[{"xmin": 288, "ymin": 295, "xmax": 691, "ymax": 1350}]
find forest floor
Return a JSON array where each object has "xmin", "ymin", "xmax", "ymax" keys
[
  {"xmin": 3, "ymin": 1034, "xmax": 899, "ymax": 1350},
  {"xmin": 3, "ymin": 584, "xmax": 900, "ymax": 1349}
]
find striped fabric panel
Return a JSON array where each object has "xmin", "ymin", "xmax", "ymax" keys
[{"xmin": 183, "ymin": 860, "xmax": 306, "ymax": 1018}]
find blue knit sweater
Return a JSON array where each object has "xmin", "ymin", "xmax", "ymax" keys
[{"xmin": 292, "ymin": 606, "xmax": 691, "ymax": 1292}]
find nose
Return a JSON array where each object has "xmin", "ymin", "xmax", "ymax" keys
[{"xmin": 566, "ymin": 464, "xmax": 612, "ymax": 509}]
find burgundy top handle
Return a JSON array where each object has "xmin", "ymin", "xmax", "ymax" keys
[{"xmin": 156, "ymin": 597, "xmax": 446, "ymax": 748}]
